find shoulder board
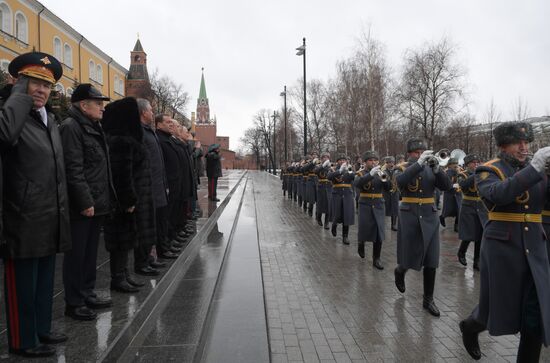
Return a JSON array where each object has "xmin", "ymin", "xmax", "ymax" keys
[
  {"xmin": 480, "ymin": 158, "xmax": 505, "ymax": 181},
  {"xmin": 396, "ymin": 162, "xmax": 407, "ymax": 172}
]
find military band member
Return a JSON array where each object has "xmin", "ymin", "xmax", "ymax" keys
[
  {"xmin": 297, "ymin": 158, "xmax": 306, "ymax": 208},
  {"xmin": 439, "ymin": 158, "xmax": 462, "ymax": 231},
  {"xmin": 291, "ymin": 162, "xmax": 299, "ymax": 201},
  {"xmin": 354, "ymin": 151, "xmax": 389, "ymax": 270},
  {"xmin": 456, "ymin": 154, "xmax": 487, "ymax": 270},
  {"xmin": 304, "ymin": 153, "xmax": 319, "ymax": 217},
  {"xmin": 328, "ymin": 155, "xmax": 355, "ymax": 245},
  {"xmin": 460, "ymin": 122, "xmax": 550, "ymax": 362},
  {"xmin": 281, "ymin": 162, "xmax": 289, "ymax": 197},
  {"xmin": 393, "ymin": 138, "xmax": 452, "ymax": 317},
  {"xmin": 285, "ymin": 163, "xmax": 294, "ymax": 200},
  {"xmin": 315, "ymin": 153, "xmax": 332, "ymax": 228},
  {"xmin": 383, "ymin": 156, "xmax": 399, "ymax": 231}
]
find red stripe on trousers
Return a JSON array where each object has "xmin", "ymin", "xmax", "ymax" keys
[{"xmin": 6, "ymin": 259, "xmax": 20, "ymax": 349}]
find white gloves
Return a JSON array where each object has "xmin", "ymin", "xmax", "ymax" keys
[
  {"xmin": 369, "ymin": 165, "xmax": 381, "ymax": 176},
  {"xmin": 417, "ymin": 150, "xmax": 434, "ymax": 165},
  {"xmin": 339, "ymin": 163, "xmax": 347, "ymax": 174},
  {"xmin": 322, "ymin": 159, "xmax": 331, "ymax": 168},
  {"xmin": 531, "ymin": 146, "xmax": 550, "ymax": 172},
  {"xmin": 453, "ymin": 183, "xmax": 459, "ymax": 189}
]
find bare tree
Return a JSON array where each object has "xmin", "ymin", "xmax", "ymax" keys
[
  {"xmin": 511, "ymin": 96, "xmax": 530, "ymax": 121},
  {"xmin": 397, "ymin": 38, "xmax": 467, "ymax": 148},
  {"xmin": 149, "ymin": 69, "xmax": 189, "ymax": 118}
]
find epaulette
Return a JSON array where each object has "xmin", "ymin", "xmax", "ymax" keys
[
  {"xmin": 480, "ymin": 158, "xmax": 505, "ymax": 181},
  {"xmin": 395, "ymin": 162, "xmax": 407, "ymax": 172}
]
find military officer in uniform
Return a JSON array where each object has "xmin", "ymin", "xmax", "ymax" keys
[
  {"xmin": 460, "ymin": 122, "xmax": 550, "ymax": 362},
  {"xmin": 281, "ymin": 162, "xmax": 289, "ymax": 197},
  {"xmin": 328, "ymin": 155, "xmax": 355, "ymax": 244},
  {"xmin": 456, "ymin": 154, "xmax": 487, "ymax": 270},
  {"xmin": 297, "ymin": 158, "xmax": 307, "ymax": 209},
  {"xmin": 0, "ymin": 52, "xmax": 70, "ymax": 357},
  {"xmin": 393, "ymin": 138, "xmax": 452, "ymax": 317},
  {"xmin": 383, "ymin": 156, "xmax": 400, "ymax": 231},
  {"xmin": 439, "ymin": 158, "xmax": 462, "ymax": 231},
  {"xmin": 291, "ymin": 162, "xmax": 299, "ymax": 202},
  {"xmin": 354, "ymin": 151, "xmax": 389, "ymax": 270},
  {"xmin": 304, "ymin": 153, "xmax": 318, "ymax": 217},
  {"xmin": 315, "ymin": 153, "xmax": 332, "ymax": 228}
]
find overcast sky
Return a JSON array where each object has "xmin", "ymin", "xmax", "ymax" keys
[{"xmin": 45, "ymin": 0, "xmax": 549, "ymax": 150}]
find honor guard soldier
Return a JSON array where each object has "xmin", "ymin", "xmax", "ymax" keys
[
  {"xmin": 460, "ymin": 122, "xmax": 550, "ymax": 362},
  {"xmin": 393, "ymin": 138, "xmax": 452, "ymax": 317},
  {"xmin": 439, "ymin": 157, "xmax": 462, "ymax": 231},
  {"xmin": 315, "ymin": 153, "xmax": 332, "ymax": 228},
  {"xmin": 292, "ymin": 161, "xmax": 300, "ymax": 202},
  {"xmin": 456, "ymin": 154, "xmax": 487, "ymax": 270},
  {"xmin": 383, "ymin": 156, "xmax": 399, "ymax": 231},
  {"xmin": 286, "ymin": 163, "xmax": 294, "ymax": 200},
  {"xmin": 0, "ymin": 52, "xmax": 70, "ymax": 357},
  {"xmin": 281, "ymin": 162, "xmax": 288, "ymax": 197},
  {"xmin": 328, "ymin": 155, "xmax": 355, "ymax": 244},
  {"xmin": 297, "ymin": 158, "xmax": 307, "ymax": 209},
  {"xmin": 354, "ymin": 151, "xmax": 389, "ymax": 270},
  {"xmin": 304, "ymin": 153, "xmax": 319, "ymax": 217}
]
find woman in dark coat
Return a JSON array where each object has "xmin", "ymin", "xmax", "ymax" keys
[{"xmin": 102, "ymin": 97, "xmax": 155, "ymax": 293}]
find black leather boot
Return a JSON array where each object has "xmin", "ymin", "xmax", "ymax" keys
[
  {"xmin": 391, "ymin": 216, "xmax": 398, "ymax": 231},
  {"xmin": 473, "ymin": 240, "xmax": 481, "ymax": 271},
  {"xmin": 454, "ymin": 218, "xmax": 459, "ymax": 232},
  {"xmin": 439, "ymin": 215, "xmax": 446, "ymax": 227},
  {"xmin": 373, "ymin": 241, "xmax": 383, "ymax": 270},
  {"xmin": 324, "ymin": 215, "xmax": 330, "ymax": 230},
  {"xmin": 517, "ymin": 329, "xmax": 542, "ymax": 363},
  {"xmin": 423, "ymin": 267, "xmax": 440, "ymax": 317},
  {"xmin": 457, "ymin": 240, "xmax": 469, "ymax": 266},
  {"xmin": 394, "ymin": 266, "xmax": 406, "ymax": 293},
  {"xmin": 342, "ymin": 226, "xmax": 350, "ymax": 245},
  {"xmin": 459, "ymin": 317, "xmax": 485, "ymax": 360},
  {"xmin": 331, "ymin": 223, "xmax": 337, "ymax": 237},
  {"xmin": 308, "ymin": 205, "xmax": 313, "ymax": 217},
  {"xmin": 316, "ymin": 214, "xmax": 323, "ymax": 226},
  {"xmin": 357, "ymin": 242, "xmax": 365, "ymax": 258}
]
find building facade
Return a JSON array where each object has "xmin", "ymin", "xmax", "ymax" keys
[{"xmin": 0, "ymin": 0, "xmax": 126, "ymax": 99}]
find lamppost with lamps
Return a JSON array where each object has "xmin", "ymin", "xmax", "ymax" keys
[
  {"xmin": 280, "ymin": 86, "xmax": 287, "ymax": 164},
  {"xmin": 296, "ymin": 37, "xmax": 307, "ymax": 156}
]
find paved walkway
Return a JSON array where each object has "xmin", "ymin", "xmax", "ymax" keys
[{"xmin": 253, "ymin": 172, "xmax": 549, "ymax": 363}]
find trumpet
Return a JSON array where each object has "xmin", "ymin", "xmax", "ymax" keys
[{"xmin": 377, "ymin": 170, "xmax": 389, "ymax": 182}]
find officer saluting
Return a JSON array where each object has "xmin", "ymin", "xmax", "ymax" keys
[
  {"xmin": 460, "ymin": 122, "xmax": 550, "ymax": 361},
  {"xmin": 354, "ymin": 151, "xmax": 389, "ymax": 270},
  {"xmin": 393, "ymin": 138, "xmax": 452, "ymax": 317},
  {"xmin": 456, "ymin": 154, "xmax": 487, "ymax": 270},
  {"xmin": 0, "ymin": 52, "xmax": 70, "ymax": 357}
]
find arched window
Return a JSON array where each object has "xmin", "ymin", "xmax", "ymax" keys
[
  {"xmin": 53, "ymin": 37, "xmax": 62, "ymax": 61},
  {"xmin": 66, "ymin": 87, "xmax": 73, "ymax": 97},
  {"xmin": 96, "ymin": 64, "xmax": 103, "ymax": 84},
  {"xmin": 54, "ymin": 83, "xmax": 65, "ymax": 95},
  {"xmin": 88, "ymin": 60, "xmax": 96, "ymax": 81},
  {"xmin": 0, "ymin": 58, "xmax": 9, "ymax": 72},
  {"xmin": 14, "ymin": 12, "xmax": 27, "ymax": 43},
  {"xmin": 63, "ymin": 43, "xmax": 72, "ymax": 68},
  {"xmin": 0, "ymin": 2, "xmax": 12, "ymax": 34}
]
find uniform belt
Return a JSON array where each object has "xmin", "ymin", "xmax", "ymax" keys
[
  {"xmin": 308, "ymin": 173, "xmax": 316, "ymax": 177},
  {"xmin": 542, "ymin": 210, "xmax": 550, "ymax": 217},
  {"xmin": 360, "ymin": 193, "xmax": 383, "ymax": 198},
  {"xmin": 401, "ymin": 197, "xmax": 435, "ymax": 204},
  {"xmin": 462, "ymin": 195, "xmax": 481, "ymax": 201},
  {"xmin": 488, "ymin": 212, "xmax": 541, "ymax": 223},
  {"xmin": 318, "ymin": 179, "xmax": 329, "ymax": 183},
  {"xmin": 333, "ymin": 184, "xmax": 352, "ymax": 188}
]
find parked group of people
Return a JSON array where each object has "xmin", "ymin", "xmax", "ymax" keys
[
  {"xmin": 0, "ymin": 51, "xmax": 221, "ymax": 358},
  {"xmin": 281, "ymin": 123, "xmax": 550, "ymax": 361}
]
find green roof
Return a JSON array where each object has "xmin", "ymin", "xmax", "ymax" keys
[{"xmin": 199, "ymin": 69, "xmax": 207, "ymax": 100}]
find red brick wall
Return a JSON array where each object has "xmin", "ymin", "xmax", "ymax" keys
[
  {"xmin": 221, "ymin": 149, "xmax": 235, "ymax": 169},
  {"xmin": 216, "ymin": 136, "xmax": 230, "ymax": 150},
  {"xmin": 195, "ymin": 124, "xmax": 217, "ymax": 146}
]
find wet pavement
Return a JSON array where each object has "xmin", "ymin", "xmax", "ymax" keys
[{"xmin": 2, "ymin": 170, "xmax": 549, "ymax": 362}]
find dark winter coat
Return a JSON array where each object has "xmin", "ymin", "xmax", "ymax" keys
[
  {"xmin": 315, "ymin": 164, "xmax": 331, "ymax": 215},
  {"xmin": 383, "ymin": 168, "xmax": 399, "ymax": 217},
  {"xmin": 441, "ymin": 168, "xmax": 462, "ymax": 218},
  {"xmin": 395, "ymin": 161, "xmax": 452, "ymax": 270},
  {"xmin": 193, "ymin": 146, "xmax": 203, "ymax": 183},
  {"xmin": 102, "ymin": 98, "xmax": 156, "ymax": 251},
  {"xmin": 328, "ymin": 169, "xmax": 355, "ymax": 225},
  {"xmin": 205, "ymin": 150, "xmax": 222, "ymax": 178},
  {"xmin": 142, "ymin": 124, "xmax": 168, "ymax": 209},
  {"xmin": 458, "ymin": 171, "xmax": 487, "ymax": 241},
  {"xmin": 354, "ymin": 170, "xmax": 390, "ymax": 243},
  {"xmin": 60, "ymin": 106, "xmax": 114, "ymax": 218},
  {"xmin": 174, "ymin": 138, "xmax": 195, "ymax": 201},
  {"xmin": 472, "ymin": 156, "xmax": 550, "ymax": 345},
  {"xmin": 157, "ymin": 130, "xmax": 184, "ymax": 203},
  {"xmin": 304, "ymin": 162, "xmax": 317, "ymax": 204},
  {"xmin": 0, "ymin": 87, "xmax": 71, "ymax": 258}
]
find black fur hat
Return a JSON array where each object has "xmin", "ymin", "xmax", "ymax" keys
[
  {"xmin": 493, "ymin": 121, "xmax": 534, "ymax": 146},
  {"xmin": 464, "ymin": 154, "xmax": 480, "ymax": 165},
  {"xmin": 406, "ymin": 138, "xmax": 427, "ymax": 152},
  {"xmin": 102, "ymin": 97, "xmax": 143, "ymax": 142},
  {"xmin": 362, "ymin": 150, "xmax": 379, "ymax": 161},
  {"xmin": 396, "ymin": 154, "xmax": 405, "ymax": 161}
]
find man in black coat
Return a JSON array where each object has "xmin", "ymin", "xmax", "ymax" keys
[
  {"xmin": 205, "ymin": 144, "xmax": 222, "ymax": 201},
  {"xmin": 0, "ymin": 52, "xmax": 70, "ymax": 357},
  {"xmin": 133, "ymin": 99, "xmax": 169, "ymax": 276},
  {"xmin": 60, "ymin": 84, "xmax": 113, "ymax": 321},
  {"xmin": 174, "ymin": 124, "xmax": 196, "ymax": 235}
]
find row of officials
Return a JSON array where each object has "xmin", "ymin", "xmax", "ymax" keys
[{"xmin": 280, "ymin": 123, "xmax": 550, "ymax": 362}]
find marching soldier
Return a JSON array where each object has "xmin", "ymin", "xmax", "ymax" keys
[
  {"xmin": 304, "ymin": 153, "xmax": 318, "ymax": 217},
  {"xmin": 456, "ymin": 154, "xmax": 487, "ymax": 270},
  {"xmin": 286, "ymin": 163, "xmax": 295, "ymax": 200},
  {"xmin": 393, "ymin": 138, "xmax": 452, "ymax": 317},
  {"xmin": 315, "ymin": 153, "xmax": 332, "ymax": 228},
  {"xmin": 281, "ymin": 162, "xmax": 288, "ymax": 197},
  {"xmin": 383, "ymin": 156, "xmax": 399, "ymax": 231},
  {"xmin": 298, "ymin": 157, "xmax": 309, "ymax": 210},
  {"xmin": 460, "ymin": 122, "xmax": 550, "ymax": 362},
  {"xmin": 439, "ymin": 158, "xmax": 462, "ymax": 231},
  {"xmin": 354, "ymin": 151, "xmax": 389, "ymax": 270},
  {"xmin": 328, "ymin": 155, "xmax": 355, "ymax": 244},
  {"xmin": 291, "ymin": 162, "xmax": 299, "ymax": 202}
]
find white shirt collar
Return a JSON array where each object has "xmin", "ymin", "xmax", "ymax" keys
[{"xmin": 37, "ymin": 107, "xmax": 48, "ymax": 126}]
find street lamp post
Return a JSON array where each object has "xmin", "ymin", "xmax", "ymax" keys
[
  {"xmin": 272, "ymin": 110, "xmax": 277, "ymax": 175},
  {"xmin": 296, "ymin": 37, "xmax": 307, "ymax": 156},
  {"xmin": 280, "ymin": 86, "xmax": 287, "ymax": 164}
]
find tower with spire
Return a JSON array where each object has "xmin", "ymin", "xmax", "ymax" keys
[
  {"xmin": 196, "ymin": 68, "xmax": 210, "ymax": 124},
  {"xmin": 126, "ymin": 37, "xmax": 152, "ymax": 99}
]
